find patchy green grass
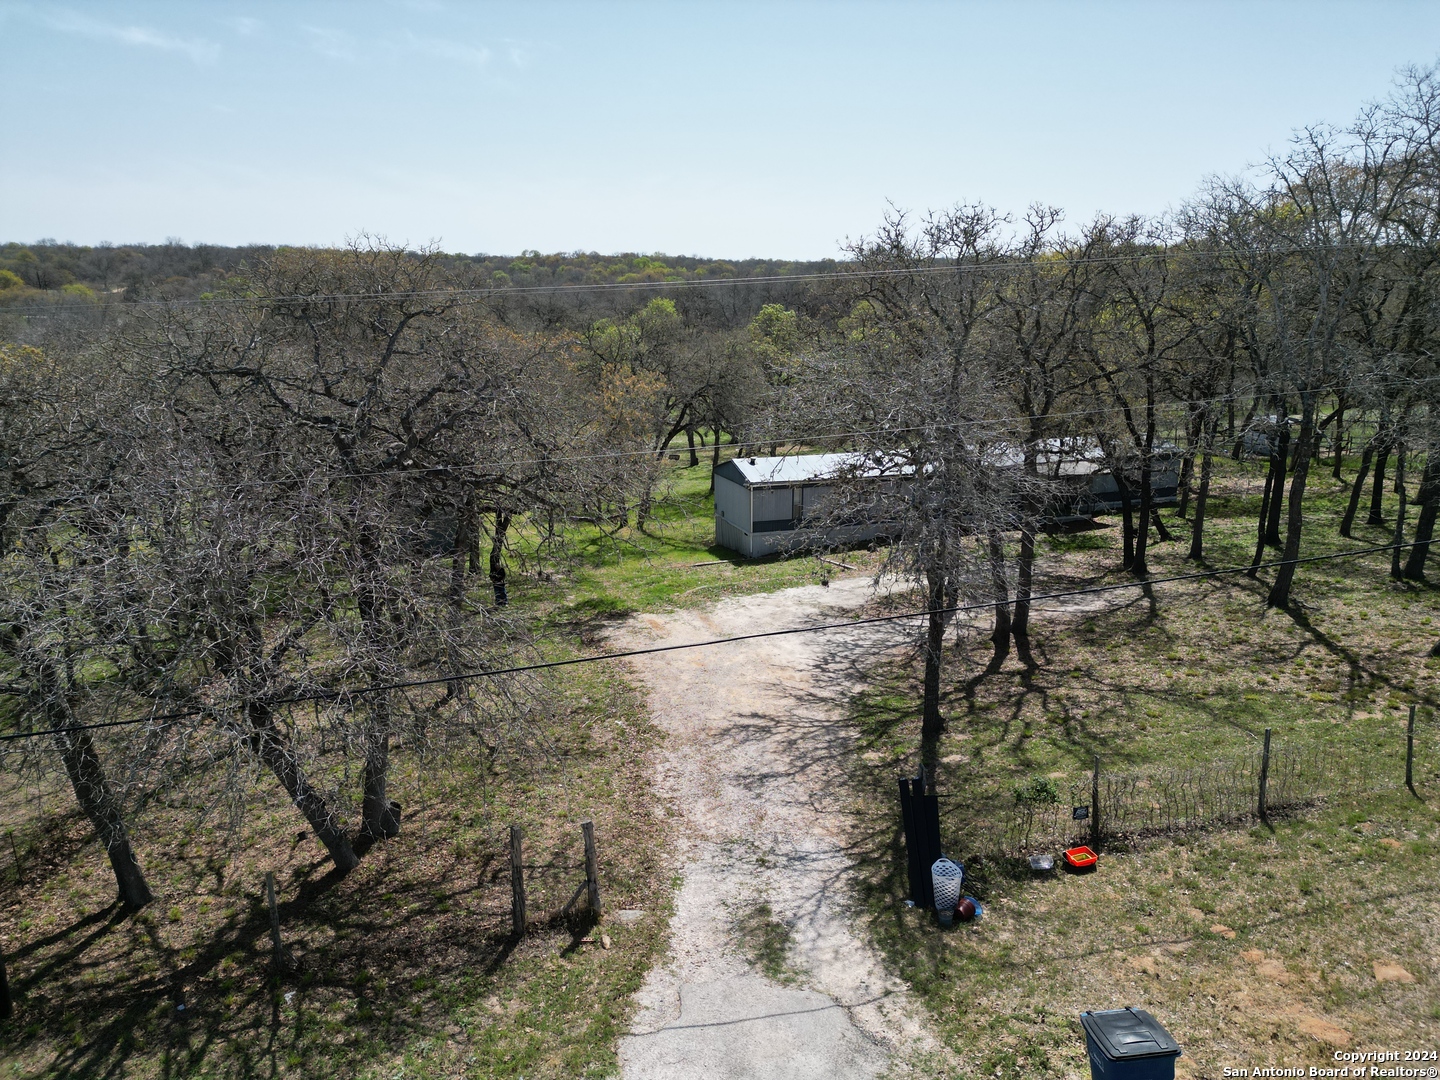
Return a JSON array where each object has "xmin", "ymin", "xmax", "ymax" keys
[
  {"xmin": 508, "ymin": 446, "xmax": 884, "ymax": 619},
  {"xmin": 0, "ymin": 656, "xmax": 672, "ymax": 1079},
  {"xmin": 846, "ymin": 454, "xmax": 1440, "ymax": 1077}
]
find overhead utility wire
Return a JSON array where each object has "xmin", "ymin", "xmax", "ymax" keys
[
  {"xmin": 16, "ymin": 375, "xmax": 1428, "ymax": 500},
  {"xmin": 0, "ymin": 539, "xmax": 1421, "ymax": 745},
  {"xmin": 17, "ymin": 241, "xmax": 1399, "ymax": 312}
]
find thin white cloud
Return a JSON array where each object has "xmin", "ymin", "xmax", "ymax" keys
[
  {"xmin": 406, "ymin": 31, "xmax": 489, "ymax": 68},
  {"xmin": 503, "ymin": 39, "xmax": 528, "ymax": 69},
  {"xmin": 303, "ymin": 24, "xmax": 358, "ymax": 62},
  {"xmin": 41, "ymin": 8, "xmax": 220, "ymax": 64},
  {"xmin": 226, "ymin": 16, "xmax": 262, "ymax": 37}
]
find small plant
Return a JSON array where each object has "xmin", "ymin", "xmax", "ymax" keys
[{"xmin": 1012, "ymin": 776, "xmax": 1061, "ymax": 805}]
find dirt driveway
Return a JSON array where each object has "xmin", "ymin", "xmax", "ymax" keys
[{"xmin": 612, "ymin": 575, "xmax": 941, "ymax": 1080}]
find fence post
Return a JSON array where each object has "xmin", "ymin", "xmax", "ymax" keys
[
  {"xmin": 1258, "ymin": 728, "xmax": 1273, "ymax": 830},
  {"xmin": 509, "ymin": 825, "xmax": 527, "ymax": 937},
  {"xmin": 265, "ymin": 872, "xmax": 283, "ymax": 972},
  {"xmin": 1090, "ymin": 755, "xmax": 1101, "ymax": 849},
  {"xmin": 582, "ymin": 820, "xmax": 602, "ymax": 919},
  {"xmin": 1407, "ymin": 705, "xmax": 1418, "ymax": 799}
]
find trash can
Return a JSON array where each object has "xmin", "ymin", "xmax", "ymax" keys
[
  {"xmin": 930, "ymin": 858, "xmax": 964, "ymax": 927},
  {"xmin": 1079, "ymin": 1008, "xmax": 1181, "ymax": 1080}
]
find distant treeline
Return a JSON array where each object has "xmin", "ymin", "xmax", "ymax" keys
[{"xmin": 0, "ymin": 241, "xmax": 843, "ymax": 330}]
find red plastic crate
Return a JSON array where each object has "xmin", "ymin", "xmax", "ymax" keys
[{"xmin": 1063, "ymin": 845, "xmax": 1098, "ymax": 869}]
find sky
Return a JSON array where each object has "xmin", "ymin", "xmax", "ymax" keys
[{"xmin": 4, "ymin": 1, "xmax": 1440, "ymax": 260}]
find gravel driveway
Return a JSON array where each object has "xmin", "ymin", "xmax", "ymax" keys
[{"xmin": 612, "ymin": 575, "xmax": 939, "ymax": 1080}]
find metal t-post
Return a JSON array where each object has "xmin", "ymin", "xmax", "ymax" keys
[{"xmin": 1258, "ymin": 728, "xmax": 1273, "ymax": 830}]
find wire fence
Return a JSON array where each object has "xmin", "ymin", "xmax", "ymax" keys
[{"xmin": 940, "ymin": 725, "xmax": 1428, "ymax": 860}]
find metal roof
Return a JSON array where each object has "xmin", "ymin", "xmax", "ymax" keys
[
  {"xmin": 713, "ymin": 453, "xmax": 910, "ymax": 488},
  {"xmin": 713, "ymin": 441, "xmax": 1179, "ymax": 489}
]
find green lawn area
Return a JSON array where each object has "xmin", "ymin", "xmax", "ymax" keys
[
  {"xmin": 512, "ymin": 443, "xmax": 883, "ymax": 619},
  {"xmin": 844, "ymin": 454, "xmax": 1440, "ymax": 1078}
]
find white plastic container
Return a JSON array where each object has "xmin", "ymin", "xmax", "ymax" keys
[{"xmin": 931, "ymin": 858, "xmax": 964, "ymax": 926}]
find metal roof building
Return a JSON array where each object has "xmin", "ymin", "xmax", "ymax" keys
[
  {"xmin": 712, "ymin": 453, "xmax": 907, "ymax": 558},
  {"xmin": 711, "ymin": 443, "xmax": 1184, "ymax": 558}
]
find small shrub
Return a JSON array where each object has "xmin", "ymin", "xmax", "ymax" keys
[{"xmin": 1012, "ymin": 776, "xmax": 1061, "ymax": 805}]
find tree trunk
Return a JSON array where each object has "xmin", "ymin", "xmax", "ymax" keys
[
  {"xmin": 1177, "ymin": 408, "xmax": 1203, "ymax": 518},
  {"xmin": 921, "ymin": 567, "xmax": 945, "ymax": 740},
  {"xmin": 246, "ymin": 701, "xmax": 359, "ymax": 871},
  {"xmin": 1391, "ymin": 443, "xmax": 1408, "ymax": 581},
  {"xmin": 1267, "ymin": 399, "xmax": 1316, "ymax": 609},
  {"xmin": 1011, "ymin": 518, "xmax": 1037, "ymax": 669},
  {"xmin": 19, "ymin": 651, "xmax": 156, "ymax": 909},
  {"xmin": 451, "ymin": 492, "xmax": 476, "ymax": 603},
  {"xmin": 490, "ymin": 510, "xmax": 511, "ymax": 606},
  {"xmin": 1403, "ymin": 450, "xmax": 1440, "ymax": 580},
  {"xmin": 986, "ymin": 530, "xmax": 1011, "ymax": 671},
  {"xmin": 636, "ymin": 483, "xmax": 653, "ymax": 531},
  {"xmin": 1188, "ymin": 419, "xmax": 1216, "ymax": 562},
  {"xmin": 1340, "ymin": 443, "xmax": 1374, "ymax": 538},
  {"xmin": 1149, "ymin": 511, "xmax": 1173, "ymax": 543},
  {"xmin": 1264, "ymin": 426, "xmax": 1289, "ymax": 548},
  {"xmin": 1247, "ymin": 463, "xmax": 1274, "ymax": 577},
  {"xmin": 54, "ymin": 726, "xmax": 154, "ymax": 909},
  {"xmin": 1369, "ymin": 443, "xmax": 1390, "ymax": 525},
  {"xmin": 360, "ymin": 714, "xmax": 400, "ymax": 840},
  {"xmin": 709, "ymin": 428, "xmax": 722, "ymax": 493},
  {"xmin": 1133, "ymin": 458, "xmax": 1153, "ymax": 577},
  {"xmin": 1331, "ymin": 401, "xmax": 1345, "ymax": 479},
  {"xmin": 685, "ymin": 426, "xmax": 699, "ymax": 467},
  {"xmin": 1116, "ymin": 474, "xmax": 1136, "ymax": 571}
]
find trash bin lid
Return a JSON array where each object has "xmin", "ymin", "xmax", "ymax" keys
[{"xmin": 1080, "ymin": 1008, "xmax": 1181, "ymax": 1060}]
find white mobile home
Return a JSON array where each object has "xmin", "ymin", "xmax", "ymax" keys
[
  {"xmin": 712, "ymin": 453, "xmax": 907, "ymax": 558},
  {"xmin": 712, "ymin": 444, "xmax": 1184, "ymax": 557}
]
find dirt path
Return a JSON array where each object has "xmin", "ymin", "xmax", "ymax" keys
[{"xmin": 612, "ymin": 575, "xmax": 940, "ymax": 1080}]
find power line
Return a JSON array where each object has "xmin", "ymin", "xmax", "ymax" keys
[
  {"xmin": 0, "ymin": 538, "xmax": 1421, "ymax": 745},
  {"xmin": 8, "ymin": 239, "xmax": 1403, "ymax": 314},
  {"xmin": 0, "ymin": 373, "xmax": 1416, "ymax": 501}
]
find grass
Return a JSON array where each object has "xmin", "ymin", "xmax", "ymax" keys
[
  {"xmin": 0, "ymin": 653, "xmax": 672, "ymax": 1079},
  {"xmin": 509, "ymin": 443, "xmax": 884, "ymax": 620},
  {"xmin": 845, "ymin": 454, "xmax": 1440, "ymax": 1077},
  {"xmin": 9, "ymin": 443, "xmax": 1439, "ymax": 1078},
  {"xmin": 0, "ymin": 440, "xmax": 864, "ymax": 1080}
]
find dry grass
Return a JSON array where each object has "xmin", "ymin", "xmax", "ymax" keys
[
  {"xmin": 0, "ymin": 659, "xmax": 672, "ymax": 1080},
  {"xmin": 846, "ymin": 458, "xmax": 1440, "ymax": 1079}
]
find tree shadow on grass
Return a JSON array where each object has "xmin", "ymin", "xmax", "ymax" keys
[{"xmin": 0, "ymin": 829, "xmax": 550, "ymax": 1080}]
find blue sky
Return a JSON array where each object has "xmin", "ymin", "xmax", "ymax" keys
[{"xmin": 4, "ymin": 1, "xmax": 1439, "ymax": 259}]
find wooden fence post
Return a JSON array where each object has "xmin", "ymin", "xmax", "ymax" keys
[
  {"xmin": 1090, "ymin": 755, "xmax": 1101, "ymax": 849},
  {"xmin": 581, "ymin": 821, "xmax": 602, "ymax": 920},
  {"xmin": 1258, "ymin": 728, "xmax": 1273, "ymax": 830},
  {"xmin": 265, "ymin": 872, "xmax": 283, "ymax": 972},
  {"xmin": 1407, "ymin": 705, "xmax": 1418, "ymax": 799},
  {"xmin": 509, "ymin": 825, "xmax": 526, "ymax": 937}
]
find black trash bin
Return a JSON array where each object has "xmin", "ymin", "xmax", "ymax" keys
[{"xmin": 1079, "ymin": 1008, "xmax": 1181, "ymax": 1080}]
